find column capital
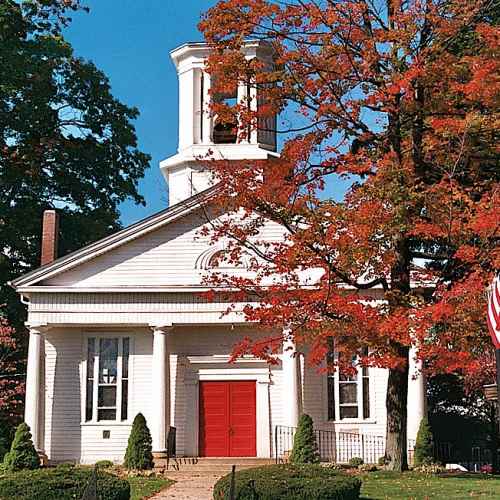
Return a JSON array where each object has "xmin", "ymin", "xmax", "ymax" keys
[
  {"xmin": 149, "ymin": 323, "xmax": 174, "ymax": 334},
  {"xmin": 25, "ymin": 323, "xmax": 49, "ymax": 334}
]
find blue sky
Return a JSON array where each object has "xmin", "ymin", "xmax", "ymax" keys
[
  {"xmin": 65, "ymin": 0, "xmax": 214, "ymax": 225},
  {"xmin": 65, "ymin": 0, "xmax": 352, "ymax": 226}
]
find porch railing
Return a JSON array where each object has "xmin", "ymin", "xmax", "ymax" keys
[{"xmin": 274, "ymin": 425, "xmax": 414, "ymax": 464}]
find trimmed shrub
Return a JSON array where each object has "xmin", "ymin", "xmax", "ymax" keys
[
  {"xmin": 289, "ymin": 414, "xmax": 319, "ymax": 464},
  {"xmin": 213, "ymin": 464, "xmax": 362, "ymax": 500},
  {"xmin": 0, "ymin": 465, "xmax": 130, "ymax": 500},
  {"xmin": 414, "ymin": 416, "xmax": 434, "ymax": 466},
  {"xmin": 358, "ymin": 463, "xmax": 377, "ymax": 472},
  {"xmin": 3, "ymin": 423, "xmax": 39, "ymax": 472},
  {"xmin": 349, "ymin": 457, "xmax": 364, "ymax": 467},
  {"xmin": 124, "ymin": 413, "xmax": 153, "ymax": 470},
  {"xmin": 95, "ymin": 459, "xmax": 114, "ymax": 469}
]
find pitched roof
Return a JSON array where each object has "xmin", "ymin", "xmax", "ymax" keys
[{"xmin": 10, "ymin": 187, "xmax": 217, "ymax": 289}]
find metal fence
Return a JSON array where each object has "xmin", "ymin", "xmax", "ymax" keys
[
  {"xmin": 274, "ymin": 425, "xmax": 415, "ymax": 464},
  {"xmin": 274, "ymin": 425, "xmax": 500, "ymax": 472}
]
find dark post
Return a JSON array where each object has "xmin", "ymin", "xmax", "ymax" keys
[{"xmin": 229, "ymin": 464, "xmax": 236, "ymax": 500}]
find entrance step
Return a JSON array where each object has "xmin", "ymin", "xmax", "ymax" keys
[{"xmin": 154, "ymin": 457, "xmax": 274, "ymax": 473}]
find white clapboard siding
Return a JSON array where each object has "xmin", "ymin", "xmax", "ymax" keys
[
  {"xmin": 42, "ymin": 209, "xmax": 286, "ymax": 288},
  {"xmin": 44, "ymin": 329, "xmax": 83, "ymax": 462},
  {"xmin": 44, "ymin": 329, "xmax": 155, "ymax": 464}
]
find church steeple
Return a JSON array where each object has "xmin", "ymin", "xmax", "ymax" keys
[{"xmin": 160, "ymin": 41, "xmax": 278, "ymax": 206}]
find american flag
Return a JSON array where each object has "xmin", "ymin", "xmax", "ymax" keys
[{"xmin": 487, "ymin": 274, "xmax": 500, "ymax": 348}]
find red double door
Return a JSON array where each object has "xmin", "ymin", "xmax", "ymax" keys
[{"xmin": 199, "ymin": 381, "xmax": 256, "ymax": 457}]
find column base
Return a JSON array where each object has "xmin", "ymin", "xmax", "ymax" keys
[
  {"xmin": 152, "ymin": 451, "xmax": 168, "ymax": 459},
  {"xmin": 37, "ymin": 451, "xmax": 48, "ymax": 467}
]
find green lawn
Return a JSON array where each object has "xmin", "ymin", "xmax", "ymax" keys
[
  {"xmin": 128, "ymin": 476, "xmax": 172, "ymax": 500},
  {"xmin": 360, "ymin": 471, "xmax": 500, "ymax": 499}
]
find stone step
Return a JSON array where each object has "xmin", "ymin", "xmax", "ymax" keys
[{"xmin": 154, "ymin": 457, "xmax": 274, "ymax": 473}]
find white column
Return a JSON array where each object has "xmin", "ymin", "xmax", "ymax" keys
[
  {"xmin": 201, "ymin": 71, "xmax": 212, "ymax": 144},
  {"xmin": 282, "ymin": 332, "xmax": 300, "ymax": 428},
  {"xmin": 151, "ymin": 325, "xmax": 172, "ymax": 456},
  {"xmin": 25, "ymin": 326, "xmax": 44, "ymax": 451},
  {"xmin": 256, "ymin": 380, "xmax": 271, "ymax": 457},
  {"xmin": 407, "ymin": 344, "xmax": 427, "ymax": 441}
]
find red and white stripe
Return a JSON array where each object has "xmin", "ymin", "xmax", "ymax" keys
[{"xmin": 487, "ymin": 274, "xmax": 500, "ymax": 348}]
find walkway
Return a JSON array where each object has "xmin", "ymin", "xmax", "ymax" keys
[{"xmin": 151, "ymin": 471, "xmax": 223, "ymax": 499}]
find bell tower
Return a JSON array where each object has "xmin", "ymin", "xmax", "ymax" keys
[{"xmin": 160, "ymin": 41, "xmax": 278, "ymax": 206}]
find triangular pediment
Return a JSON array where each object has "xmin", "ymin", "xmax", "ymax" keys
[{"xmin": 12, "ymin": 189, "xmax": 218, "ymax": 289}]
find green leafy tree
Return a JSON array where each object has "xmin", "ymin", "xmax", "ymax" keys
[
  {"xmin": 3, "ymin": 422, "xmax": 39, "ymax": 471},
  {"xmin": 414, "ymin": 416, "xmax": 434, "ymax": 466},
  {"xmin": 289, "ymin": 414, "xmax": 319, "ymax": 464},
  {"xmin": 0, "ymin": 0, "xmax": 149, "ymax": 414},
  {"xmin": 124, "ymin": 413, "xmax": 153, "ymax": 470}
]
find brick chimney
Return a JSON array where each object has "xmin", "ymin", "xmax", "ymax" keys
[{"xmin": 41, "ymin": 210, "xmax": 59, "ymax": 266}]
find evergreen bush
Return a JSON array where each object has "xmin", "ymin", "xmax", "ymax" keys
[
  {"xmin": 414, "ymin": 415, "xmax": 434, "ymax": 466},
  {"xmin": 95, "ymin": 459, "xmax": 114, "ymax": 469},
  {"xmin": 213, "ymin": 464, "xmax": 361, "ymax": 500},
  {"xmin": 349, "ymin": 457, "xmax": 364, "ymax": 467},
  {"xmin": 3, "ymin": 423, "xmax": 39, "ymax": 472},
  {"xmin": 0, "ymin": 465, "xmax": 130, "ymax": 500},
  {"xmin": 124, "ymin": 413, "xmax": 153, "ymax": 470},
  {"xmin": 289, "ymin": 414, "xmax": 319, "ymax": 464}
]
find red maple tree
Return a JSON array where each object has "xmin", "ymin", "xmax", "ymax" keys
[
  {"xmin": 0, "ymin": 313, "xmax": 24, "ymax": 423},
  {"xmin": 199, "ymin": 0, "xmax": 499, "ymax": 470}
]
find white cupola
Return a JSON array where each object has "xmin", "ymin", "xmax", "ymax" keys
[{"xmin": 160, "ymin": 41, "xmax": 279, "ymax": 206}]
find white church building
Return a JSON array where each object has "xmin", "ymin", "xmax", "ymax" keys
[{"xmin": 11, "ymin": 41, "xmax": 426, "ymax": 465}]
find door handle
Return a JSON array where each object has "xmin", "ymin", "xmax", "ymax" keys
[{"xmin": 229, "ymin": 426, "xmax": 235, "ymax": 436}]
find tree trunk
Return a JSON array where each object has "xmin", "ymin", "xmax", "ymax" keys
[
  {"xmin": 385, "ymin": 235, "xmax": 411, "ymax": 471},
  {"xmin": 385, "ymin": 345, "xmax": 410, "ymax": 471}
]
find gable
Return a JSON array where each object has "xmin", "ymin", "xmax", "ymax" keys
[{"xmin": 39, "ymin": 208, "xmax": 286, "ymax": 289}]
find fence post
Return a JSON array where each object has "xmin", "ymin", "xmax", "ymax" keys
[
  {"xmin": 361, "ymin": 433, "xmax": 365, "ymax": 463},
  {"xmin": 275, "ymin": 427, "xmax": 278, "ymax": 464},
  {"xmin": 229, "ymin": 465, "xmax": 236, "ymax": 500}
]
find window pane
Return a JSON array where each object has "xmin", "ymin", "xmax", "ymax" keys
[
  {"xmin": 98, "ymin": 409, "xmax": 116, "ymax": 421},
  {"xmin": 98, "ymin": 386, "xmax": 117, "ymax": 407},
  {"xmin": 327, "ymin": 376, "xmax": 335, "ymax": 420},
  {"xmin": 85, "ymin": 338, "xmax": 95, "ymax": 422},
  {"xmin": 339, "ymin": 383, "xmax": 357, "ymax": 404},
  {"xmin": 340, "ymin": 406, "xmax": 358, "ymax": 419},
  {"xmin": 121, "ymin": 380, "xmax": 128, "ymax": 421},
  {"xmin": 99, "ymin": 338, "xmax": 118, "ymax": 384},
  {"xmin": 122, "ymin": 338, "xmax": 129, "ymax": 379},
  {"xmin": 363, "ymin": 376, "xmax": 370, "ymax": 419},
  {"xmin": 87, "ymin": 338, "xmax": 95, "ymax": 376},
  {"xmin": 85, "ymin": 380, "xmax": 93, "ymax": 422}
]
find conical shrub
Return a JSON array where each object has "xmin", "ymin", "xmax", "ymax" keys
[
  {"xmin": 414, "ymin": 415, "xmax": 434, "ymax": 466},
  {"xmin": 124, "ymin": 413, "xmax": 153, "ymax": 470},
  {"xmin": 3, "ymin": 422, "xmax": 40, "ymax": 471},
  {"xmin": 289, "ymin": 414, "xmax": 319, "ymax": 464}
]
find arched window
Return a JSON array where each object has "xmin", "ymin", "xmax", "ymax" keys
[{"xmin": 207, "ymin": 249, "xmax": 232, "ymax": 268}]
